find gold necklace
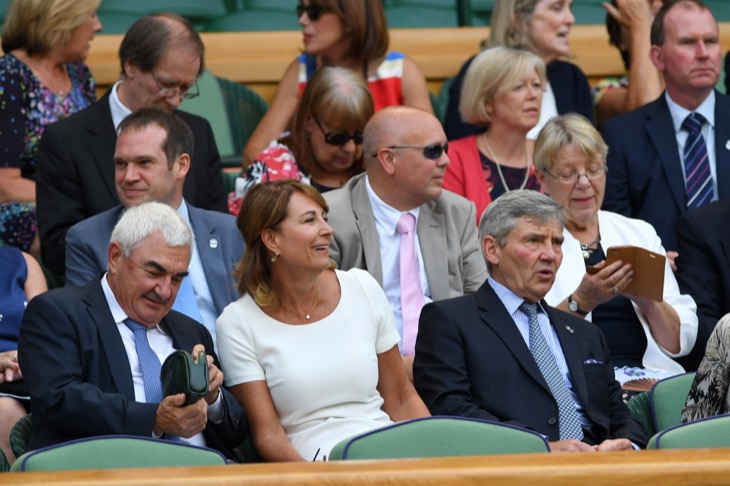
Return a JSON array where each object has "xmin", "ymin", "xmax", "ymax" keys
[
  {"xmin": 279, "ymin": 284, "xmax": 321, "ymax": 320},
  {"xmin": 482, "ymin": 134, "xmax": 531, "ymax": 192}
]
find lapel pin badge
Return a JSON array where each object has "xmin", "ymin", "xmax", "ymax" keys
[
  {"xmin": 725, "ymin": 140, "xmax": 730, "ymax": 151},
  {"xmin": 565, "ymin": 325, "xmax": 574, "ymax": 334},
  {"xmin": 209, "ymin": 238, "xmax": 218, "ymax": 249}
]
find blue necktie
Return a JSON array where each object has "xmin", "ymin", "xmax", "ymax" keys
[
  {"xmin": 124, "ymin": 318, "xmax": 179, "ymax": 441},
  {"xmin": 682, "ymin": 113, "xmax": 713, "ymax": 209},
  {"xmin": 519, "ymin": 302, "xmax": 584, "ymax": 441},
  {"xmin": 172, "ymin": 276, "xmax": 203, "ymax": 323}
]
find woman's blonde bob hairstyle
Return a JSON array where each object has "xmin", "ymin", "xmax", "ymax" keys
[
  {"xmin": 486, "ymin": 0, "xmax": 542, "ymax": 50},
  {"xmin": 2, "ymin": 0, "xmax": 101, "ymax": 56},
  {"xmin": 459, "ymin": 46, "xmax": 546, "ymax": 127},
  {"xmin": 533, "ymin": 113, "xmax": 608, "ymax": 173}
]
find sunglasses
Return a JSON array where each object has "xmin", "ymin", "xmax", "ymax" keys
[
  {"xmin": 314, "ymin": 118, "xmax": 364, "ymax": 146},
  {"xmin": 296, "ymin": 2, "xmax": 327, "ymax": 21},
  {"xmin": 376, "ymin": 143, "xmax": 449, "ymax": 160}
]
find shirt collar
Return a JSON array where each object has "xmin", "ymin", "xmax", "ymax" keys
[
  {"xmin": 109, "ymin": 80, "xmax": 133, "ymax": 132},
  {"xmin": 364, "ymin": 174, "xmax": 419, "ymax": 236},
  {"xmin": 666, "ymin": 89, "xmax": 715, "ymax": 133},
  {"xmin": 101, "ymin": 272, "xmax": 132, "ymax": 325},
  {"xmin": 488, "ymin": 277, "xmax": 548, "ymax": 316}
]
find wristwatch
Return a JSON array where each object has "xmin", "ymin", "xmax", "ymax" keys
[{"xmin": 568, "ymin": 294, "xmax": 588, "ymax": 316}]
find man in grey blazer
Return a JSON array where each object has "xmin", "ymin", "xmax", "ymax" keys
[
  {"xmin": 324, "ymin": 106, "xmax": 487, "ymax": 376},
  {"xmin": 65, "ymin": 108, "xmax": 243, "ymax": 346}
]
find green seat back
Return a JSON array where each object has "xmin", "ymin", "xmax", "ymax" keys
[
  {"xmin": 216, "ymin": 76, "xmax": 269, "ymax": 155},
  {"xmin": 626, "ymin": 391, "xmax": 655, "ymax": 438},
  {"xmin": 648, "ymin": 413, "xmax": 730, "ymax": 449},
  {"xmin": 10, "ymin": 413, "xmax": 32, "ymax": 460},
  {"xmin": 11, "ymin": 436, "xmax": 227, "ymax": 472},
  {"xmin": 330, "ymin": 416, "xmax": 549, "ymax": 460},
  {"xmin": 178, "ymin": 70, "xmax": 235, "ymax": 157},
  {"xmin": 650, "ymin": 372, "xmax": 696, "ymax": 432}
]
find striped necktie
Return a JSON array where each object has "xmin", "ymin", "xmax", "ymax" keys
[{"xmin": 681, "ymin": 113, "xmax": 713, "ymax": 209}]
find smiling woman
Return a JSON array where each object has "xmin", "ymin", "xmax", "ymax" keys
[
  {"xmin": 241, "ymin": 0, "xmax": 433, "ymax": 167},
  {"xmin": 216, "ymin": 179, "xmax": 430, "ymax": 462},
  {"xmin": 0, "ymin": 0, "xmax": 102, "ymax": 256}
]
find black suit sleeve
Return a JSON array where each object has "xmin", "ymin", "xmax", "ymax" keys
[
  {"xmin": 198, "ymin": 118, "xmax": 227, "ymax": 213},
  {"xmin": 36, "ymin": 125, "xmax": 87, "ymax": 275},
  {"xmin": 675, "ymin": 211, "xmax": 721, "ymax": 369},
  {"xmin": 413, "ymin": 302, "xmax": 532, "ymax": 429},
  {"xmin": 19, "ymin": 295, "xmax": 158, "ymax": 441}
]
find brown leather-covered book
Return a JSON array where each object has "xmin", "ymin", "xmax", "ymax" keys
[{"xmin": 605, "ymin": 246, "xmax": 666, "ymax": 301}]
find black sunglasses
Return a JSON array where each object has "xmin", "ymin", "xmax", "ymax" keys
[
  {"xmin": 296, "ymin": 2, "xmax": 327, "ymax": 21},
  {"xmin": 376, "ymin": 143, "xmax": 449, "ymax": 160},
  {"xmin": 314, "ymin": 118, "xmax": 364, "ymax": 146}
]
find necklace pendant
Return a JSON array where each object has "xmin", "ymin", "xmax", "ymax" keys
[
  {"xmin": 305, "ymin": 314, "xmax": 311, "ymax": 320},
  {"xmin": 582, "ymin": 250, "xmax": 590, "ymax": 260}
]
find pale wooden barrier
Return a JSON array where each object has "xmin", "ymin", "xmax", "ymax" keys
[
  {"xmin": 84, "ymin": 23, "xmax": 730, "ymax": 102},
  {"xmin": 4, "ymin": 448, "xmax": 730, "ymax": 485}
]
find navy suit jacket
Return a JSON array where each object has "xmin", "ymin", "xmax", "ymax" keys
[
  {"xmin": 601, "ymin": 91, "xmax": 730, "ymax": 251},
  {"xmin": 64, "ymin": 204, "xmax": 243, "ymax": 317},
  {"xmin": 18, "ymin": 279, "xmax": 247, "ymax": 456},
  {"xmin": 36, "ymin": 89, "xmax": 228, "ymax": 276},
  {"xmin": 675, "ymin": 199, "xmax": 730, "ymax": 370},
  {"xmin": 443, "ymin": 57, "xmax": 594, "ymax": 141},
  {"xmin": 413, "ymin": 282, "xmax": 647, "ymax": 447}
]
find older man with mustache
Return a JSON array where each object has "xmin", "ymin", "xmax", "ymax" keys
[
  {"xmin": 413, "ymin": 190, "xmax": 647, "ymax": 451},
  {"xmin": 18, "ymin": 202, "xmax": 247, "ymax": 457}
]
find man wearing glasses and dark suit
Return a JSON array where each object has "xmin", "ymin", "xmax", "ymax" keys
[
  {"xmin": 36, "ymin": 13, "xmax": 227, "ymax": 278},
  {"xmin": 324, "ymin": 106, "xmax": 488, "ymax": 379}
]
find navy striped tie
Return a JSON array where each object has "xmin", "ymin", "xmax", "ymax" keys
[{"xmin": 682, "ymin": 113, "xmax": 713, "ymax": 209}]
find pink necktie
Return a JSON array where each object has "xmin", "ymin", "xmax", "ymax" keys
[{"xmin": 396, "ymin": 213, "xmax": 426, "ymax": 356}]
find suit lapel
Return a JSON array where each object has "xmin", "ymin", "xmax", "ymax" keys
[
  {"xmin": 86, "ymin": 90, "xmax": 120, "ymax": 204},
  {"xmin": 84, "ymin": 279, "xmax": 135, "ymax": 400},
  {"xmin": 188, "ymin": 206, "xmax": 234, "ymax": 312},
  {"xmin": 714, "ymin": 92, "xmax": 730, "ymax": 198},
  {"xmin": 475, "ymin": 284, "xmax": 551, "ymax": 393},
  {"xmin": 351, "ymin": 179, "xmax": 383, "ymax": 284},
  {"xmin": 419, "ymin": 199, "xmax": 448, "ymax": 300},
  {"xmin": 646, "ymin": 97, "xmax": 687, "ymax": 211}
]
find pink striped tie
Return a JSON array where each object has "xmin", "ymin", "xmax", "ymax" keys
[{"xmin": 397, "ymin": 213, "xmax": 426, "ymax": 356}]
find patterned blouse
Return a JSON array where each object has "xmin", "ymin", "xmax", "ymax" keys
[
  {"xmin": 0, "ymin": 53, "xmax": 96, "ymax": 250},
  {"xmin": 681, "ymin": 314, "xmax": 730, "ymax": 423}
]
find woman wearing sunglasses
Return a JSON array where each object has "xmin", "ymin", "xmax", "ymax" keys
[
  {"xmin": 444, "ymin": 47, "xmax": 544, "ymax": 222},
  {"xmin": 232, "ymin": 67, "xmax": 374, "ymax": 213},
  {"xmin": 241, "ymin": 0, "xmax": 432, "ymax": 167}
]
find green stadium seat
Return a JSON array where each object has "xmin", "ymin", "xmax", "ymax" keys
[
  {"xmin": 384, "ymin": 4, "xmax": 460, "ymax": 28},
  {"xmin": 206, "ymin": 11, "xmax": 299, "ymax": 32},
  {"xmin": 98, "ymin": 0, "xmax": 227, "ymax": 22},
  {"xmin": 97, "ymin": 12, "xmax": 141, "ymax": 35}
]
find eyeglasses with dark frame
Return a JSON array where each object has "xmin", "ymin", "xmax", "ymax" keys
[
  {"xmin": 543, "ymin": 166, "xmax": 607, "ymax": 185},
  {"xmin": 373, "ymin": 143, "xmax": 449, "ymax": 160},
  {"xmin": 313, "ymin": 118, "xmax": 364, "ymax": 146},
  {"xmin": 296, "ymin": 2, "xmax": 328, "ymax": 21},
  {"xmin": 150, "ymin": 71, "xmax": 199, "ymax": 100}
]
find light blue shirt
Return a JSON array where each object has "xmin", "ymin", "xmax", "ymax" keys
[
  {"xmin": 488, "ymin": 277, "xmax": 590, "ymax": 430},
  {"xmin": 365, "ymin": 175, "xmax": 432, "ymax": 352},
  {"xmin": 177, "ymin": 202, "xmax": 218, "ymax": 349},
  {"xmin": 666, "ymin": 90, "xmax": 719, "ymax": 201}
]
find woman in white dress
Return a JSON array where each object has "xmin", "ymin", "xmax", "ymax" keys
[{"xmin": 216, "ymin": 180, "xmax": 429, "ymax": 461}]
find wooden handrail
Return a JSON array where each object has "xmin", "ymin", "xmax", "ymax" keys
[
  {"xmin": 84, "ymin": 23, "xmax": 730, "ymax": 102},
  {"xmin": 6, "ymin": 448, "xmax": 730, "ymax": 485}
]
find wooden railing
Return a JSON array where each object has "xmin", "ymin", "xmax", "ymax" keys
[
  {"xmin": 6, "ymin": 448, "xmax": 730, "ymax": 485},
  {"xmin": 85, "ymin": 23, "xmax": 730, "ymax": 102}
]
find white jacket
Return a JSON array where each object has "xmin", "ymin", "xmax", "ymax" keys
[{"xmin": 545, "ymin": 210, "xmax": 698, "ymax": 373}]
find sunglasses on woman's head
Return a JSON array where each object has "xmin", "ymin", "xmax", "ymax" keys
[
  {"xmin": 375, "ymin": 143, "xmax": 449, "ymax": 160},
  {"xmin": 296, "ymin": 2, "xmax": 326, "ymax": 21},
  {"xmin": 313, "ymin": 118, "xmax": 364, "ymax": 146}
]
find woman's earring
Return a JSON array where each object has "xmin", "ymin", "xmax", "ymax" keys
[{"xmin": 271, "ymin": 252, "xmax": 279, "ymax": 263}]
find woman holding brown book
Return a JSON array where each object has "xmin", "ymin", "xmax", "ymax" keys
[{"xmin": 533, "ymin": 114, "xmax": 697, "ymax": 385}]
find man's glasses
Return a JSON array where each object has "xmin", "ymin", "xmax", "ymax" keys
[
  {"xmin": 296, "ymin": 2, "xmax": 327, "ymax": 21},
  {"xmin": 150, "ymin": 71, "xmax": 199, "ymax": 100},
  {"xmin": 313, "ymin": 118, "xmax": 364, "ymax": 146},
  {"xmin": 375, "ymin": 143, "xmax": 449, "ymax": 160},
  {"xmin": 543, "ymin": 166, "xmax": 606, "ymax": 184}
]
